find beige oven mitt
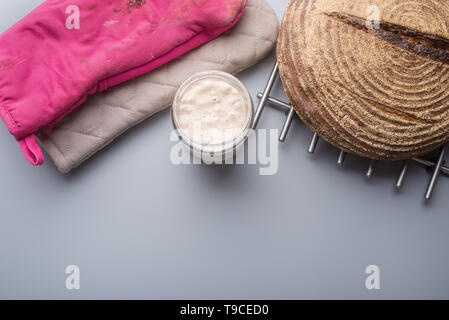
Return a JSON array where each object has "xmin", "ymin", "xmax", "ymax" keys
[{"xmin": 38, "ymin": 0, "xmax": 279, "ymax": 173}]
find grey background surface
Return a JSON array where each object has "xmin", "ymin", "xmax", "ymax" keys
[{"xmin": 1, "ymin": 0, "xmax": 449, "ymax": 300}]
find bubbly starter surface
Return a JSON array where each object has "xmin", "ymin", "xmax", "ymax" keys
[{"xmin": 178, "ymin": 78, "xmax": 248, "ymax": 145}]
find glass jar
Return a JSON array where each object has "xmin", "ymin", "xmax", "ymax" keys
[{"xmin": 171, "ymin": 71, "xmax": 254, "ymax": 163}]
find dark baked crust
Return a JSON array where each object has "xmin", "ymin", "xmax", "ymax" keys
[{"xmin": 277, "ymin": 0, "xmax": 449, "ymax": 160}]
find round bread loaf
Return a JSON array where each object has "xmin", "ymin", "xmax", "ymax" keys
[{"xmin": 277, "ymin": 0, "xmax": 449, "ymax": 160}]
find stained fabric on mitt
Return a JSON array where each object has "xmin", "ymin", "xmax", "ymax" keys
[{"xmin": 0, "ymin": 0, "xmax": 247, "ymax": 165}]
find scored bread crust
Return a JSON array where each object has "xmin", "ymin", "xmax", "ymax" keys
[{"xmin": 277, "ymin": 0, "xmax": 449, "ymax": 160}]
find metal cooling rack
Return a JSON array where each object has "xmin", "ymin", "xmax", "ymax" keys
[{"xmin": 252, "ymin": 61, "xmax": 449, "ymax": 201}]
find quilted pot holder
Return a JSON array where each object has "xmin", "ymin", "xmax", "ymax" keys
[
  {"xmin": 0, "ymin": 0, "xmax": 247, "ymax": 165},
  {"xmin": 39, "ymin": 0, "xmax": 279, "ymax": 173}
]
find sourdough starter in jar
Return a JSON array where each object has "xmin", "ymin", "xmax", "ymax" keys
[
  {"xmin": 177, "ymin": 78, "xmax": 248, "ymax": 145},
  {"xmin": 172, "ymin": 71, "xmax": 253, "ymax": 160}
]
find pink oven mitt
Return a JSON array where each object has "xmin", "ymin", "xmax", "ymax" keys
[{"xmin": 0, "ymin": 0, "xmax": 246, "ymax": 165}]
